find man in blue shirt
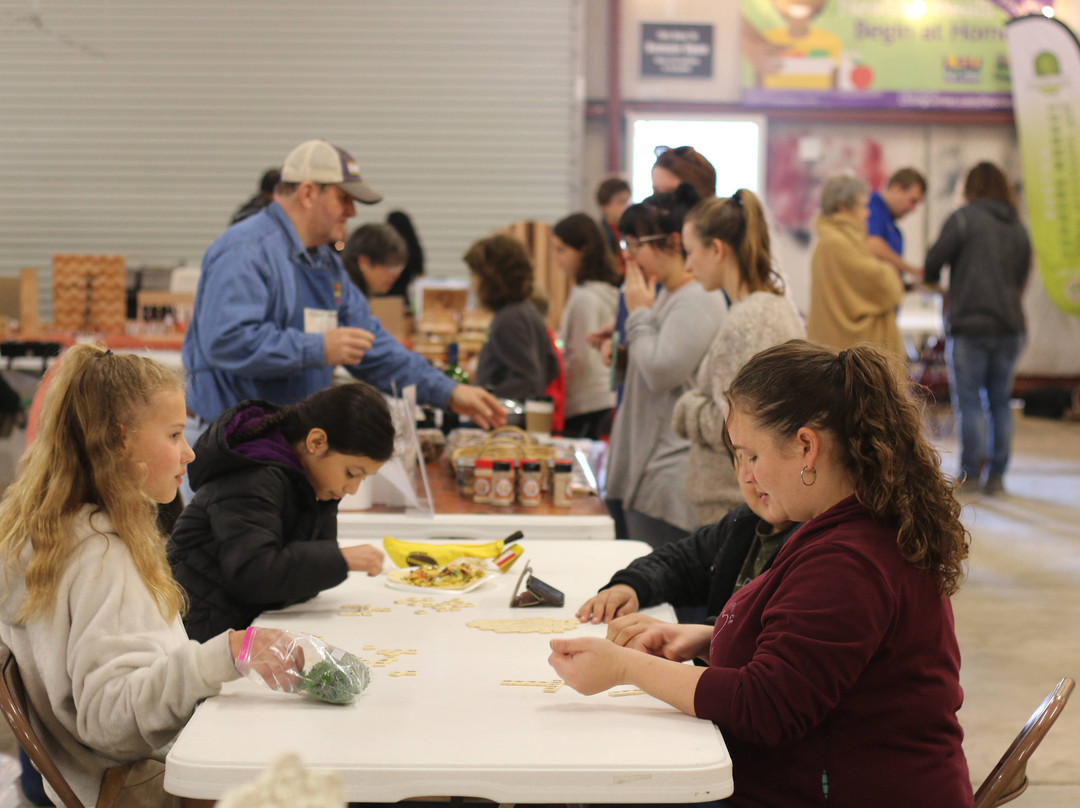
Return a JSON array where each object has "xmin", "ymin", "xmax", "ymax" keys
[
  {"xmin": 866, "ymin": 167, "xmax": 927, "ymax": 285},
  {"xmin": 183, "ymin": 140, "xmax": 504, "ymax": 456}
]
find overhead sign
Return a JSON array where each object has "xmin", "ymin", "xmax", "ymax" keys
[
  {"xmin": 1007, "ymin": 14, "xmax": 1080, "ymax": 318},
  {"xmin": 641, "ymin": 23, "xmax": 714, "ymax": 78},
  {"xmin": 740, "ymin": 0, "xmax": 1021, "ymax": 109}
]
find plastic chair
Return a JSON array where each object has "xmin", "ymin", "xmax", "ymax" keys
[
  {"xmin": 972, "ymin": 677, "xmax": 1075, "ymax": 808},
  {"xmin": 0, "ymin": 643, "xmax": 83, "ymax": 808}
]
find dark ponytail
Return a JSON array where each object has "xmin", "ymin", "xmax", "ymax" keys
[
  {"xmin": 236, "ymin": 382, "xmax": 395, "ymax": 462},
  {"xmin": 726, "ymin": 339, "xmax": 969, "ymax": 595},
  {"xmin": 618, "ymin": 182, "xmax": 702, "ymax": 257}
]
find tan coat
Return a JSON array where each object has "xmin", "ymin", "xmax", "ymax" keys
[{"xmin": 807, "ymin": 214, "xmax": 905, "ymax": 361}]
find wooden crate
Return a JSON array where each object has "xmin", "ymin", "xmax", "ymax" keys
[{"xmin": 52, "ymin": 254, "xmax": 126, "ymax": 334}]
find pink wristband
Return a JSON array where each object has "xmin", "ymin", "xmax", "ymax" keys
[{"xmin": 237, "ymin": 626, "xmax": 257, "ymax": 667}]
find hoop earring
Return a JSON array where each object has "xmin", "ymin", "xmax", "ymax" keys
[{"xmin": 800, "ymin": 466, "xmax": 817, "ymax": 487}]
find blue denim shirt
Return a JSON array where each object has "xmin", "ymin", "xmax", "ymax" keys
[
  {"xmin": 183, "ymin": 203, "xmax": 455, "ymax": 421},
  {"xmin": 867, "ymin": 190, "xmax": 903, "ymax": 255}
]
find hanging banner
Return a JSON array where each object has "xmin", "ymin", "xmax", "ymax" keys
[
  {"xmin": 1007, "ymin": 15, "xmax": 1080, "ymax": 318},
  {"xmin": 740, "ymin": 0, "xmax": 1017, "ymax": 109}
]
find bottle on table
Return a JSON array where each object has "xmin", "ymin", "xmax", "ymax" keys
[
  {"xmin": 445, "ymin": 342, "xmax": 470, "ymax": 384},
  {"xmin": 518, "ymin": 459, "xmax": 542, "ymax": 506},
  {"xmin": 473, "ymin": 458, "xmax": 494, "ymax": 504},
  {"xmin": 491, "ymin": 460, "xmax": 515, "ymax": 507},
  {"xmin": 553, "ymin": 459, "xmax": 574, "ymax": 508}
]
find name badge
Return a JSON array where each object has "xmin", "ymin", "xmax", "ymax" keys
[{"xmin": 304, "ymin": 307, "xmax": 338, "ymax": 334}]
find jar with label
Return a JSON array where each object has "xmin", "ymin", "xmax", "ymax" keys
[
  {"xmin": 491, "ymin": 460, "xmax": 516, "ymax": 507},
  {"xmin": 518, "ymin": 459, "xmax": 542, "ymax": 506},
  {"xmin": 473, "ymin": 458, "xmax": 494, "ymax": 504},
  {"xmin": 453, "ymin": 456, "xmax": 476, "ymax": 499},
  {"xmin": 553, "ymin": 459, "xmax": 574, "ymax": 508}
]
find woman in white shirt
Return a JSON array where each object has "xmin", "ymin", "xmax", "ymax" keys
[{"xmin": 552, "ymin": 213, "xmax": 622, "ymax": 439}]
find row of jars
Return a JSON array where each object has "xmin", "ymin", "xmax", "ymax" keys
[{"xmin": 473, "ymin": 458, "xmax": 574, "ymax": 508}]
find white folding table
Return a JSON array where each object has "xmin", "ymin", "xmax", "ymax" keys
[{"xmin": 165, "ymin": 539, "xmax": 733, "ymax": 803}]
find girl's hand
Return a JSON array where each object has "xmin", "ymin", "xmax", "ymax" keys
[
  {"xmin": 342, "ymin": 544, "xmax": 384, "ymax": 575},
  {"xmin": 576, "ymin": 584, "xmax": 640, "ymax": 624},
  {"xmin": 606, "ymin": 612, "xmax": 661, "ymax": 646},
  {"xmin": 548, "ymin": 637, "xmax": 630, "ymax": 695},
  {"xmin": 623, "ymin": 262, "xmax": 657, "ymax": 312},
  {"xmin": 230, "ymin": 627, "xmax": 305, "ymax": 692},
  {"xmin": 587, "ymin": 321, "xmax": 615, "ymax": 350},
  {"xmin": 624, "ymin": 622, "xmax": 712, "ymax": 663}
]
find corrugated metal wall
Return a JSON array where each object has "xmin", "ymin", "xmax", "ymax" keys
[{"xmin": 0, "ymin": 1, "xmax": 583, "ymax": 320}]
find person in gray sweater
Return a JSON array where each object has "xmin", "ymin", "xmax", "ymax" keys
[
  {"xmin": 673, "ymin": 190, "xmax": 806, "ymax": 526},
  {"xmin": 553, "ymin": 213, "xmax": 622, "ymax": 439},
  {"xmin": 464, "ymin": 234, "xmax": 560, "ymax": 404},
  {"xmin": 604, "ymin": 186, "xmax": 726, "ymax": 547},
  {"xmin": 924, "ymin": 162, "xmax": 1032, "ymax": 495}
]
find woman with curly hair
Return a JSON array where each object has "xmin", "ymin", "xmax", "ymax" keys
[
  {"xmin": 464, "ymin": 234, "xmax": 560, "ymax": 403},
  {"xmin": 551, "ymin": 339, "xmax": 972, "ymax": 808}
]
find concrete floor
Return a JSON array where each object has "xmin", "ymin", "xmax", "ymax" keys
[{"xmin": 0, "ymin": 408, "xmax": 1077, "ymax": 805}]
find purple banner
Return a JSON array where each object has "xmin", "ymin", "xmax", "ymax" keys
[{"xmin": 741, "ymin": 88, "xmax": 1014, "ymax": 111}]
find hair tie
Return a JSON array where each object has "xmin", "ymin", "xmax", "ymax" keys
[
  {"xmin": 732, "ymin": 189, "xmax": 744, "ymax": 208},
  {"xmin": 103, "ymin": 349, "xmax": 113, "ymax": 357},
  {"xmin": 837, "ymin": 349, "xmax": 848, "ymax": 367}
]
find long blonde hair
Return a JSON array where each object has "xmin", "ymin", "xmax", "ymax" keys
[{"xmin": 0, "ymin": 345, "xmax": 187, "ymax": 622}]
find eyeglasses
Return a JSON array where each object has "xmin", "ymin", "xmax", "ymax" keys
[
  {"xmin": 654, "ymin": 145, "xmax": 695, "ymax": 159},
  {"xmin": 620, "ymin": 234, "xmax": 667, "ymax": 253}
]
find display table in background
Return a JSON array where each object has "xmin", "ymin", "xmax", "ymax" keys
[
  {"xmin": 338, "ymin": 459, "xmax": 616, "ymax": 541},
  {"xmin": 165, "ymin": 539, "xmax": 733, "ymax": 804}
]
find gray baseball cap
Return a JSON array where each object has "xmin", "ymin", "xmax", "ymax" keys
[{"xmin": 280, "ymin": 140, "xmax": 383, "ymax": 204}]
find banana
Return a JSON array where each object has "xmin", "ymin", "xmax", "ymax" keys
[{"xmin": 382, "ymin": 536, "xmax": 505, "ymax": 568}]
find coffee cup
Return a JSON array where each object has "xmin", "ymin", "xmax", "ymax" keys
[{"xmin": 525, "ymin": 398, "xmax": 554, "ymax": 435}]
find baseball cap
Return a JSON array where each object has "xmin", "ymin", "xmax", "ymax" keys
[{"xmin": 280, "ymin": 140, "xmax": 383, "ymax": 204}]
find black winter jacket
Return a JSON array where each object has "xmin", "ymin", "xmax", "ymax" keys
[
  {"xmin": 169, "ymin": 400, "xmax": 347, "ymax": 642},
  {"xmin": 603, "ymin": 504, "xmax": 801, "ymax": 622}
]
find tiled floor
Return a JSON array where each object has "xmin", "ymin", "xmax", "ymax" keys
[{"xmin": 0, "ymin": 409, "xmax": 1078, "ymax": 805}]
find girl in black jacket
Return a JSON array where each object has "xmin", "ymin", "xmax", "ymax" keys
[{"xmin": 169, "ymin": 382, "xmax": 395, "ymax": 642}]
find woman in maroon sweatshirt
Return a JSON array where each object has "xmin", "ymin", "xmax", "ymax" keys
[{"xmin": 550, "ymin": 339, "xmax": 972, "ymax": 808}]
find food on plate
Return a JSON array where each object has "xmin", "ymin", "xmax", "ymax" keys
[{"xmin": 388, "ymin": 559, "xmax": 487, "ymax": 589}]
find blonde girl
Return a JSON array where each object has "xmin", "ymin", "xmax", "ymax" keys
[
  {"xmin": 0, "ymin": 345, "xmax": 299, "ymax": 808},
  {"xmin": 673, "ymin": 190, "xmax": 805, "ymax": 525}
]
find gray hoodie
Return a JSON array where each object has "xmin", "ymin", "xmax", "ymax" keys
[{"xmin": 924, "ymin": 198, "xmax": 1032, "ymax": 336}]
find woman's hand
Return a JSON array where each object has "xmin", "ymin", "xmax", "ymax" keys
[
  {"xmin": 548, "ymin": 637, "xmax": 631, "ymax": 695},
  {"xmin": 606, "ymin": 612, "xmax": 661, "ymax": 646},
  {"xmin": 229, "ymin": 627, "xmax": 305, "ymax": 692},
  {"xmin": 623, "ymin": 262, "xmax": 657, "ymax": 312},
  {"xmin": 587, "ymin": 321, "xmax": 615, "ymax": 350},
  {"xmin": 624, "ymin": 622, "xmax": 712, "ymax": 663},
  {"xmin": 342, "ymin": 544, "xmax": 384, "ymax": 575},
  {"xmin": 576, "ymin": 584, "xmax": 640, "ymax": 624}
]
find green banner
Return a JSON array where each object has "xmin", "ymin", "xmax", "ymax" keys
[
  {"xmin": 741, "ymin": 0, "xmax": 1013, "ymax": 109},
  {"xmin": 1007, "ymin": 15, "xmax": 1080, "ymax": 318}
]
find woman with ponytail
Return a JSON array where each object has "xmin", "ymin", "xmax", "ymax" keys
[
  {"xmin": 673, "ymin": 189, "xmax": 806, "ymax": 525},
  {"xmin": 169, "ymin": 381, "xmax": 395, "ymax": 642},
  {"xmin": 551, "ymin": 340, "xmax": 972, "ymax": 807}
]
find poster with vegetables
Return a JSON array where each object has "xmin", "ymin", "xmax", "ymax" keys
[{"xmin": 740, "ymin": 0, "xmax": 1019, "ymax": 109}]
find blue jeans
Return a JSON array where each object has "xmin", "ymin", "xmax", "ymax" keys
[{"xmin": 946, "ymin": 333, "xmax": 1024, "ymax": 481}]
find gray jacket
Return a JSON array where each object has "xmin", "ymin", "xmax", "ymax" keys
[
  {"xmin": 604, "ymin": 282, "xmax": 726, "ymax": 531},
  {"xmin": 924, "ymin": 199, "xmax": 1032, "ymax": 336}
]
